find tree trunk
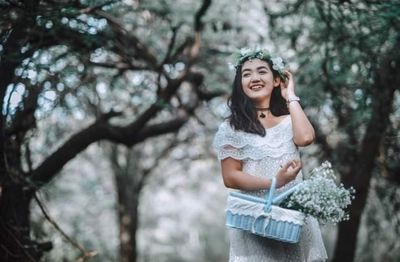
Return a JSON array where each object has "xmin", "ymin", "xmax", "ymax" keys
[
  {"xmin": 332, "ymin": 168, "xmax": 372, "ymax": 262},
  {"xmin": 332, "ymin": 48, "xmax": 400, "ymax": 261},
  {"xmin": 0, "ymin": 185, "xmax": 39, "ymax": 262},
  {"xmin": 117, "ymin": 189, "xmax": 140, "ymax": 262},
  {"xmin": 110, "ymin": 146, "xmax": 146, "ymax": 262},
  {"xmin": 0, "ymin": 1, "xmax": 211, "ymax": 260}
]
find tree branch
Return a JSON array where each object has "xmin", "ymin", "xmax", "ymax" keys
[
  {"xmin": 93, "ymin": 10, "xmax": 159, "ymax": 69},
  {"xmin": 160, "ymin": 24, "xmax": 181, "ymax": 66},
  {"xmin": 27, "ymin": 0, "xmax": 217, "ymax": 189},
  {"xmin": 89, "ymin": 61, "xmax": 151, "ymax": 71},
  {"xmin": 194, "ymin": 0, "xmax": 212, "ymax": 32},
  {"xmin": 30, "ymin": 65, "xmax": 211, "ymax": 187},
  {"xmin": 34, "ymin": 193, "xmax": 97, "ymax": 260},
  {"xmin": 30, "ymin": 110, "xmax": 189, "ymax": 185}
]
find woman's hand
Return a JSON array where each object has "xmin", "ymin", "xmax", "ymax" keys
[
  {"xmin": 276, "ymin": 159, "xmax": 302, "ymax": 188},
  {"xmin": 279, "ymin": 71, "xmax": 296, "ymax": 101}
]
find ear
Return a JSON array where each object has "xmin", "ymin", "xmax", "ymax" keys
[{"xmin": 273, "ymin": 76, "xmax": 281, "ymax": 87}]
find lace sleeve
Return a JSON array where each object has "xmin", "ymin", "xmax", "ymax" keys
[
  {"xmin": 212, "ymin": 121, "xmax": 242, "ymax": 160},
  {"xmin": 213, "ymin": 118, "xmax": 297, "ymax": 161}
]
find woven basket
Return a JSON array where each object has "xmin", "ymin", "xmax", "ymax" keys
[{"xmin": 225, "ymin": 178, "xmax": 305, "ymax": 243}]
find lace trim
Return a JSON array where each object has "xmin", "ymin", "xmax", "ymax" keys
[
  {"xmin": 226, "ymin": 194, "xmax": 305, "ymax": 225},
  {"xmin": 213, "ymin": 117, "xmax": 296, "ymax": 160}
]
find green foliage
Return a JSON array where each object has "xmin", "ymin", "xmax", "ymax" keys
[{"xmin": 3, "ymin": 0, "xmax": 399, "ymax": 260}]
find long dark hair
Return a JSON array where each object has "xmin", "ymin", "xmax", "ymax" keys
[{"xmin": 228, "ymin": 59, "xmax": 289, "ymax": 136}]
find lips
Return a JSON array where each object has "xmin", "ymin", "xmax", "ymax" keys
[{"xmin": 249, "ymin": 85, "xmax": 264, "ymax": 90}]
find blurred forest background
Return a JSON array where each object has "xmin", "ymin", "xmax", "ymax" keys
[{"xmin": 1, "ymin": 0, "xmax": 399, "ymax": 261}]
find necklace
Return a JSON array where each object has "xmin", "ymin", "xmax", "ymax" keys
[{"xmin": 256, "ymin": 107, "xmax": 270, "ymax": 118}]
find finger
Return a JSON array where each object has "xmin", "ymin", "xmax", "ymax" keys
[
  {"xmin": 290, "ymin": 159, "xmax": 300, "ymax": 166},
  {"xmin": 287, "ymin": 160, "xmax": 301, "ymax": 173},
  {"xmin": 289, "ymin": 160, "xmax": 298, "ymax": 168},
  {"xmin": 293, "ymin": 164, "xmax": 302, "ymax": 173},
  {"xmin": 281, "ymin": 161, "xmax": 292, "ymax": 170},
  {"xmin": 285, "ymin": 70, "xmax": 292, "ymax": 77},
  {"xmin": 292, "ymin": 162, "xmax": 302, "ymax": 173}
]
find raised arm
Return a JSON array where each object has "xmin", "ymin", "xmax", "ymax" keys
[{"xmin": 280, "ymin": 71, "xmax": 315, "ymax": 146}]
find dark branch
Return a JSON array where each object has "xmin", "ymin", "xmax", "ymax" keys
[
  {"xmin": 30, "ymin": 110, "xmax": 189, "ymax": 185},
  {"xmin": 93, "ymin": 10, "xmax": 159, "ymax": 69},
  {"xmin": 194, "ymin": 0, "xmax": 212, "ymax": 32},
  {"xmin": 30, "ymin": 65, "xmax": 210, "ymax": 187},
  {"xmin": 160, "ymin": 25, "xmax": 181, "ymax": 66},
  {"xmin": 89, "ymin": 61, "xmax": 151, "ymax": 71}
]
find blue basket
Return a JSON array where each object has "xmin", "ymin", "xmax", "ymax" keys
[{"xmin": 225, "ymin": 178, "xmax": 304, "ymax": 243}]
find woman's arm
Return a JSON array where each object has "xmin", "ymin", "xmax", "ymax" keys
[
  {"xmin": 287, "ymin": 100, "xmax": 315, "ymax": 146},
  {"xmin": 221, "ymin": 157, "xmax": 302, "ymax": 190},
  {"xmin": 281, "ymin": 71, "xmax": 315, "ymax": 146}
]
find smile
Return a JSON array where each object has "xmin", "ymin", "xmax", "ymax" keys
[{"xmin": 249, "ymin": 85, "xmax": 264, "ymax": 90}]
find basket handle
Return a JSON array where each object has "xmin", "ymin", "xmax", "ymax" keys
[
  {"xmin": 272, "ymin": 183, "xmax": 302, "ymax": 204},
  {"xmin": 264, "ymin": 178, "xmax": 276, "ymax": 212},
  {"xmin": 264, "ymin": 179, "xmax": 303, "ymax": 210}
]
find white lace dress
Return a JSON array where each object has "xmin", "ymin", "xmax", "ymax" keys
[{"xmin": 213, "ymin": 116, "xmax": 328, "ymax": 262}]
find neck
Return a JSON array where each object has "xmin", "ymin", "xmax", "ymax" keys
[
  {"xmin": 255, "ymin": 101, "xmax": 271, "ymax": 119},
  {"xmin": 255, "ymin": 98, "xmax": 271, "ymax": 109},
  {"xmin": 255, "ymin": 102, "xmax": 270, "ymax": 110}
]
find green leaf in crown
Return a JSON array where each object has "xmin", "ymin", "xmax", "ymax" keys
[{"xmin": 232, "ymin": 47, "xmax": 289, "ymax": 80}]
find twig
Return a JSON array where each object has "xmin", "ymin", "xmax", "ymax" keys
[{"xmin": 34, "ymin": 193, "xmax": 97, "ymax": 261}]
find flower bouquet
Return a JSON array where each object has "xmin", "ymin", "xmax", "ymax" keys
[{"xmin": 280, "ymin": 161, "xmax": 356, "ymax": 224}]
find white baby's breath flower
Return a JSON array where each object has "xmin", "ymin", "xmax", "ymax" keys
[
  {"xmin": 231, "ymin": 47, "xmax": 288, "ymax": 79},
  {"xmin": 271, "ymin": 57, "xmax": 284, "ymax": 71},
  {"xmin": 280, "ymin": 161, "xmax": 355, "ymax": 224}
]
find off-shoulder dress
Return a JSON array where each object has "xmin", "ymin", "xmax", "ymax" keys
[{"xmin": 213, "ymin": 116, "xmax": 328, "ymax": 262}]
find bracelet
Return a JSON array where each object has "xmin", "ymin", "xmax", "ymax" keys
[{"xmin": 287, "ymin": 96, "xmax": 300, "ymax": 106}]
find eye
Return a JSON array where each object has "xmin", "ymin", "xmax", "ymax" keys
[
  {"xmin": 242, "ymin": 72, "xmax": 251, "ymax": 77},
  {"xmin": 259, "ymin": 69, "xmax": 268, "ymax": 74}
]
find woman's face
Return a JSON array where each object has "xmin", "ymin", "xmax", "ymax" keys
[{"xmin": 240, "ymin": 58, "xmax": 280, "ymax": 103}]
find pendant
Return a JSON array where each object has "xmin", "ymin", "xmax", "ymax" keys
[{"xmin": 260, "ymin": 112, "xmax": 266, "ymax": 118}]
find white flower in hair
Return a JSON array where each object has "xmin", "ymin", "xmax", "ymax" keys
[
  {"xmin": 232, "ymin": 47, "xmax": 289, "ymax": 79},
  {"xmin": 271, "ymin": 57, "xmax": 285, "ymax": 71}
]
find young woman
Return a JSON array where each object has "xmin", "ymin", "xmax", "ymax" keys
[{"xmin": 213, "ymin": 48, "xmax": 328, "ymax": 261}]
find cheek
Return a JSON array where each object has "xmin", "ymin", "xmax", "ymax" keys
[
  {"xmin": 241, "ymin": 78, "xmax": 250, "ymax": 93},
  {"xmin": 241, "ymin": 83, "xmax": 250, "ymax": 97},
  {"xmin": 241, "ymin": 77, "xmax": 249, "ymax": 88}
]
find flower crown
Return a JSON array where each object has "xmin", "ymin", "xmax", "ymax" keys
[{"xmin": 232, "ymin": 47, "xmax": 288, "ymax": 79}]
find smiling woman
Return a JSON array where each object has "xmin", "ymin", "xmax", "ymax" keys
[
  {"xmin": 213, "ymin": 47, "xmax": 327, "ymax": 262},
  {"xmin": 240, "ymin": 59, "xmax": 279, "ymax": 110}
]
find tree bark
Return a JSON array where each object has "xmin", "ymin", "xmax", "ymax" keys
[
  {"xmin": 117, "ymin": 183, "xmax": 140, "ymax": 262},
  {"xmin": 332, "ymin": 42, "xmax": 400, "ymax": 262},
  {"xmin": 0, "ymin": 1, "xmax": 213, "ymax": 260},
  {"xmin": 0, "ymin": 186, "xmax": 38, "ymax": 261},
  {"xmin": 110, "ymin": 147, "xmax": 145, "ymax": 262}
]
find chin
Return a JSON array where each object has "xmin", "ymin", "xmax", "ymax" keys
[{"xmin": 247, "ymin": 92, "xmax": 270, "ymax": 101}]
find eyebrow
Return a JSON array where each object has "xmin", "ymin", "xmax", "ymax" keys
[{"xmin": 241, "ymin": 66, "xmax": 269, "ymax": 73}]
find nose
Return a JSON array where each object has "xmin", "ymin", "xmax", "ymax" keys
[{"xmin": 251, "ymin": 74, "xmax": 261, "ymax": 82}]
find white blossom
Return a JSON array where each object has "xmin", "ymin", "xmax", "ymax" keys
[{"xmin": 280, "ymin": 161, "xmax": 356, "ymax": 224}]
